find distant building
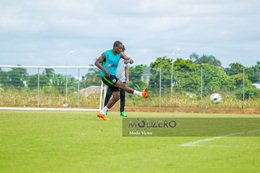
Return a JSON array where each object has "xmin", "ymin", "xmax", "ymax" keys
[
  {"xmin": 80, "ymin": 86, "xmax": 101, "ymax": 97},
  {"xmin": 23, "ymin": 80, "xmax": 28, "ymax": 87},
  {"xmin": 253, "ymin": 82, "xmax": 260, "ymax": 89},
  {"xmin": 141, "ymin": 67, "xmax": 151, "ymax": 84}
]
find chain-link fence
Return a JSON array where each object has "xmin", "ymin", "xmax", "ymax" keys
[
  {"xmin": 0, "ymin": 65, "xmax": 259, "ymax": 111},
  {"xmin": 0, "ymin": 66, "xmax": 103, "ymax": 110},
  {"xmin": 126, "ymin": 65, "xmax": 260, "ymax": 111}
]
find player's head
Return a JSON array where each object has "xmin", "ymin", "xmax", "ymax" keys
[{"xmin": 113, "ymin": 41, "xmax": 123, "ymax": 54}]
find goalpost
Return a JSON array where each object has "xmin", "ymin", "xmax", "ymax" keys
[{"xmin": 0, "ymin": 65, "xmax": 106, "ymax": 112}]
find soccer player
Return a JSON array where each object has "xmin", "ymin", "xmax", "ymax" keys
[
  {"xmin": 95, "ymin": 41, "xmax": 148, "ymax": 121},
  {"xmin": 104, "ymin": 45, "xmax": 129, "ymax": 117}
]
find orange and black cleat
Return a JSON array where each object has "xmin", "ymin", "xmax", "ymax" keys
[
  {"xmin": 142, "ymin": 88, "xmax": 148, "ymax": 99},
  {"xmin": 97, "ymin": 112, "xmax": 110, "ymax": 121}
]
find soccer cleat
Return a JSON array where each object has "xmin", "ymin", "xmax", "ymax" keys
[
  {"xmin": 142, "ymin": 88, "xmax": 148, "ymax": 99},
  {"xmin": 97, "ymin": 112, "xmax": 110, "ymax": 121},
  {"xmin": 120, "ymin": 112, "xmax": 127, "ymax": 118}
]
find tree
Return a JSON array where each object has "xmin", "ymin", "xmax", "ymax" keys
[
  {"xmin": 190, "ymin": 53, "xmax": 222, "ymax": 66},
  {"xmin": 84, "ymin": 67, "xmax": 100, "ymax": 87},
  {"xmin": 43, "ymin": 68, "xmax": 55, "ymax": 78},
  {"xmin": 27, "ymin": 74, "xmax": 50, "ymax": 89},
  {"xmin": 149, "ymin": 56, "xmax": 173, "ymax": 90},
  {"xmin": 8, "ymin": 68, "xmax": 28, "ymax": 88},
  {"xmin": 128, "ymin": 64, "xmax": 147, "ymax": 89},
  {"xmin": 189, "ymin": 53, "xmax": 199, "ymax": 62},
  {"xmin": 225, "ymin": 63, "xmax": 244, "ymax": 75},
  {"xmin": 199, "ymin": 64, "xmax": 235, "ymax": 94},
  {"xmin": 246, "ymin": 61, "xmax": 260, "ymax": 83},
  {"xmin": 172, "ymin": 58, "xmax": 200, "ymax": 93},
  {"xmin": 51, "ymin": 74, "xmax": 67, "ymax": 92},
  {"xmin": 235, "ymin": 88, "xmax": 260, "ymax": 100},
  {"xmin": 149, "ymin": 57, "xmax": 235, "ymax": 96},
  {"xmin": 230, "ymin": 73, "xmax": 253, "ymax": 89},
  {"xmin": 0, "ymin": 69, "xmax": 9, "ymax": 88},
  {"xmin": 173, "ymin": 58, "xmax": 195, "ymax": 71}
]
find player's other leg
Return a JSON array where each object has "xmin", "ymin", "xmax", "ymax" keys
[
  {"xmin": 107, "ymin": 91, "xmax": 120, "ymax": 109},
  {"xmin": 98, "ymin": 87, "xmax": 120, "ymax": 121},
  {"xmin": 98, "ymin": 91, "xmax": 119, "ymax": 120},
  {"xmin": 115, "ymin": 80, "xmax": 148, "ymax": 98},
  {"xmin": 119, "ymin": 88, "xmax": 127, "ymax": 117},
  {"xmin": 104, "ymin": 87, "xmax": 112, "ymax": 106},
  {"xmin": 98, "ymin": 76, "xmax": 119, "ymax": 121},
  {"xmin": 104, "ymin": 87, "xmax": 112, "ymax": 115}
]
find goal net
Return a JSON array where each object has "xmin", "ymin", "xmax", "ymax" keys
[{"xmin": 0, "ymin": 65, "xmax": 105, "ymax": 111}]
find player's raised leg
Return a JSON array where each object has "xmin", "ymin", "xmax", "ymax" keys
[{"xmin": 115, "ymin": 80, "xmax": 148, "ymax": 98}]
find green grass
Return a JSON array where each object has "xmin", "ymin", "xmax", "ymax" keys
[{"xmin": 0, "ymin": 111, "xmax": 260, "ymax": 173}]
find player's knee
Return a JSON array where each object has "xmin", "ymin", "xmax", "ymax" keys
[
  {"xmin": 114, "ymin": 95, "xmax": 120, "ymax": 101},
  {"xmin": 115, "ymin": 80, "xmax": 122, "ymax": 87}
]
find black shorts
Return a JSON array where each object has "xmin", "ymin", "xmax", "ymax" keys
[{"xmin": 101, "ymin": 75, "xmax": 119, "ymax": 92}]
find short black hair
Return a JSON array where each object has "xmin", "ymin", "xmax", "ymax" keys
[{"xmin": 113, "ymin": 41, "xmax": 122, "ymax": 48}]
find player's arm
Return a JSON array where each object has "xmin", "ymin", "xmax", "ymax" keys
[
  {"xmin": 125, "ymin": 65, "xmax": 129, "ymax": 85},
  {"xmin": 120, "ymin": 52, "xmax": 134, "ymax": 64},
  {"xmin": 95, "ymin": 54, "xmax": 110, "ymax": 76}
]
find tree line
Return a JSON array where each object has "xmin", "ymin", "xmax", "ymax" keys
[
  {"xmin": 0, "ymin": 54, "xmax": 260, "ymax": 99},
  {"xmin": 128, "ymin": 54, "xmax": 260, "ymax": 99}
]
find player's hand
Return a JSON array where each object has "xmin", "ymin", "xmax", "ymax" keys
[
  {"xmin": 129, "ymin": 58, "xmax": 134, "ymax": 64},
  {"xmin": 126, "ymin": 79, "xmax": 130, "ymax": 85},
  {"xmin": 124, "ymin": 59, "xmax": 134, "ymax": 64}
]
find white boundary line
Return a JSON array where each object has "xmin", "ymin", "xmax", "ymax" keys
[
  {"xmin": 180, "ymin": 128, "xmax": 260, "ymax": 147},
  {"xmin": 0, "ymin": 107, "xmax": 100, "ymax": 112}
]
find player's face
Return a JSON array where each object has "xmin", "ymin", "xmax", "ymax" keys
[{"xmin": 115, "ymin": 44, "xmax": 123, "ymax": 54}]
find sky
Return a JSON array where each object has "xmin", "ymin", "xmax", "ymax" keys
[{"xmin": 0, "ymin": 0, "xmax": 260, "ymax": 68}]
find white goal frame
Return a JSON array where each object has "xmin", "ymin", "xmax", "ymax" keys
[{"xmin": 0, "ymin": 65, "xmax": 105, "ymax": 112}]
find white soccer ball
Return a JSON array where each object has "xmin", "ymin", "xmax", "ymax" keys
[{"xmin": 210, "ymin": 93, "xmax": 222, "ymax": 104}]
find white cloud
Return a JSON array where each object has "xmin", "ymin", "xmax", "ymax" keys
[{"xmin": 0, "ymin": 0, "xmax": 260, "ymax": 67}]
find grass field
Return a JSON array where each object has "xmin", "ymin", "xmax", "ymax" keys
[{"xmin": 0, "ymin": 111, "xmax": 260, "ymax": 173}]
